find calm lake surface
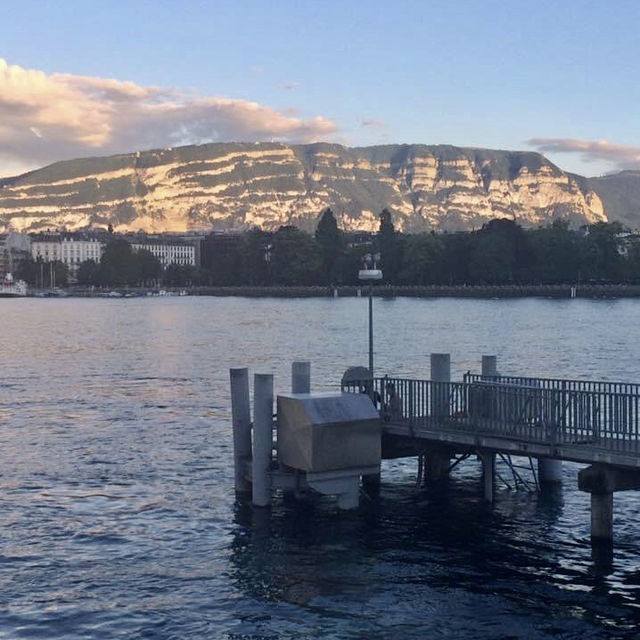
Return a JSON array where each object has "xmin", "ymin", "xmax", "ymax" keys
[{"xmin": 1, "ymin": 296, "xmax": 640, "ymax": 639}]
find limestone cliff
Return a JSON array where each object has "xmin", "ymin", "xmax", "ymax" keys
[{"xmin": 0, "ymin": 142, "xmax": 608, "ymax": 233}]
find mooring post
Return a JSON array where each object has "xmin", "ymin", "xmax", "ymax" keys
[
  {"xmin": 425, "ymin": 354, "xmax": 451, "ymax": 481},
  {"xmin": 252, "ymin": 373, "xmax": 274, "ymax": 507},
  {"xmin": 480, "ymin": 450, "xmax": 495, "ymax": 502},
  {"xmin": 292, "ymin": 361, "xmax": 311, "ymax": 394},
  {"xmin": 481, "ymin": 355, "xmax": 497, "ymax": 378},
  {"xmin": 431, "ymin": 353, "xmax": 451, "ymax": 385},
  {"xmin": 230, "ymin": 367, "xmax": 252, "ymax": 494}
]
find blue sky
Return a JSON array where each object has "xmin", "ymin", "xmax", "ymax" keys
[{"xmin": 1, "ymin": 0, "xmax": 639, "ymax": 176}]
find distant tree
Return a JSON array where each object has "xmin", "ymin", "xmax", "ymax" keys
[
  {"xmin": 15, "ymin": 257, "xmax": 38, "ymax": 285},
  {"xmin": 136, "ymin": 249, "xmax": 162, "ymax": 286},
  {"xmin": 241, "ymin": 228, "xmax": 273, "ymax": 285},
  {"xmin": 375, "ymin": 209, "xmax": 402, "ymax": 282},
  {"xmin": 271, "ymin": 226, "xmax": 321, "ymax": 285},
  {"xmin": 476, "ymin": 218, "xmax": 535, "ymax": 282},
  {"xmin": 440, "ymin": 233, "xmax": 473, "ymax": 284},
  {"xmin": 77, "ymin": 259, "xmax": 100, "ymax": 286},
  {"xmin": 202, "ymin": 233, "xmax": 243, "ymax": 285},
  {"xmin": 530, "ymin": 220, "xmax": 580, "ymax": 283},
  {"xmin": 398, "ymin": 233, "xmax": 444, "ymax": 285},
  {"xmin": 315, "ymin": 208, "xmax": 344, "ymax": 284},
  {"xmin": 580, "ymin": 221, "xmax": 624, "ymax": 282},
  {"xmin": 99, "ymin": 238, "xmax": 140, "ymax": 285},
  {"xmin": 626, "ymin": 238, "xmax": 640, "ymax": 283},
  {"xmin": 163, "ymin": 263, "xmax": 195, "ymax": 287},
  {"xmin": 469, "ymin": 234, "xmax": 514, "ymax": 284}
]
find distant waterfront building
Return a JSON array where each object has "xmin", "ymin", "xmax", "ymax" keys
[
  {"xmin": 0, "ymin": 232, "xmax": 31, "ymax": 278},
  {"xmin": 131, "ymin": 238, "xmax": 196, "ymax": 268},
  {"xmin": 31, "ymin": 234, "xmax": 104, "ymax": 280}
]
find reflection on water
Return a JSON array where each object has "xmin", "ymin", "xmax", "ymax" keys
[{"xmin": 1, "ymin": 297, "xmax": 640, "ymax": 639}]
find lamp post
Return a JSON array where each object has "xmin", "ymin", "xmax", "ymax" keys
[{"xmin": 358, "ymin": 253, "xmax": 382, "ymax": 376}]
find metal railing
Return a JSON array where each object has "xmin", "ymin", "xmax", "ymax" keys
[
  {"xmin": 343, "ymin": 375, "xmax": 640, "ymax": 453},
  {"xmin": 464, "ymin": 372, "xmax": 640, "ymax": 397}
]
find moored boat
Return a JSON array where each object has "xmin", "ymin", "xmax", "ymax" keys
[{"xmin": 0, "ymin": 273, "xmax": 27, "ymax": 298}]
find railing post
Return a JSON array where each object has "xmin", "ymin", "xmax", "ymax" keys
[{"xmin": 408, "ymin": 381, "xmax": 415, "ymax": 431}]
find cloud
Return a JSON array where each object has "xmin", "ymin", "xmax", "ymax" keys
[
  {"xmin": 0, "ymin": 59, "xmax": 338, "ymax": 175},
  {"xmin": 279, "ymin": 82, "xmax": 299, "ymax": 91},
  {"xmin": 528, "ymin": 137, "xmax": 640, "ymax": 170},
  {"xmin": 361, "ymin": 119, "xmax": 387, "ymax": 128}
]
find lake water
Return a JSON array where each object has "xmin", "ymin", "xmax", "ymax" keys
[{"xmin": 1, "ymin": 296, "xmax": 640, "ymax": 639}]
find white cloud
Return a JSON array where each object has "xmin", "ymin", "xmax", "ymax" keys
[
  {"xmin": 0, "ymin": 59, "xmax": 338, "ymax": 175},
  {"xmin": 528, "ymin": 137, "xmax": 640, "ymax": 171},
  {"xmin": 361, "ymin": 119, "xmax": 387, "ymax": 128}
]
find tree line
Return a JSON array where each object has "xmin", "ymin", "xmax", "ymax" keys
[
  {"xmin": 15, "ymin": 211, "xmax": 640, "ymax": 288},
  {"xmin": 202, "ymin": 209, "xmax": 640, "ymax": 287}
]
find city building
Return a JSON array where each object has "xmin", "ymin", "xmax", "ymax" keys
[
  {"xmin": 131, "ymin": 238, "xmax": 197, "ymax": 268},
  {"xmin": 0, "ymin": 233, "xmax": 31, "ymax": 279},
  {"xmin": 31, "ymin": 233, "xmax": 104, "ymax": 281}
]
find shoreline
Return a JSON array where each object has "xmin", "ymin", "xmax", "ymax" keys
[{"xmin": 24, "ymin": 284, "xmax": 640, "ymax": 299}]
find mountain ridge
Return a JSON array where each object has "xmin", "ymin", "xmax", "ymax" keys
[{"xmin": 1, "ymin": 141, "xmax": 632, "ymax": 234}]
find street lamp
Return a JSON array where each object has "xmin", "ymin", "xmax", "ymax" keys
[{"xmin": 358, "ymin": 253, "xmax": 382, "ymax": 377}]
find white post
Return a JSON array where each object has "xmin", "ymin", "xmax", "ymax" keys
[
  {"xmin": 292, "ymin": 361, "xmax": 311, "ymax": 394},
  {"xmin": 230, "ymin": 367, "xmax": 251, "ymax": 494},
  {"xmin": 430, "ymin": 353, "xmax": 450, "ymax": 419},
  {"xmin": 431, "ymin": 353, "xmax": 451, "ymax": 383},
  {"xmin": 427, "ymin": 354, "xmax": 451, "ymax": 480},
  {"xmin": 252, "ymin": 373, "xmax": 273, "ymax": 507},
  {"xmin": 482, "ymin": 355, "xmax": 497, "ymax": 378}
]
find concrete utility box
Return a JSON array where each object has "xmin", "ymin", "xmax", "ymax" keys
[{"xmin": 277, "ymin": 392, "xmax": 381, "ymax": 472}]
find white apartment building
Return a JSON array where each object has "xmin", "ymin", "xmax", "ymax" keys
[
  {"xmin": 131, "ymin": 241, "xmax": 196, "ymax": 268},
  {"xmin": 31, "ymin": 236, "xmax": 104, "ymax": 279}
]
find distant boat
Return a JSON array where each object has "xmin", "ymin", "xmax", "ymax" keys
[{"xmin": 0, "ymin": 273, "xmax": 27, "ymax": 298}]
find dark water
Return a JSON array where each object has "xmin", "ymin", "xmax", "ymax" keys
[{"xmin": 1, "ymin": 296, "xmax": 640, "ymax": 639}]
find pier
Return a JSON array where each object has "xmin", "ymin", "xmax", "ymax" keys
[{"xmin": 231, "ymin": 356, "xmax": 640, "ymax": 548}]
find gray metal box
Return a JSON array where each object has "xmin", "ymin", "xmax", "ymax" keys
[{"xmin": 277, "ymin": 392, "xmax": 381, "ymax": 472}]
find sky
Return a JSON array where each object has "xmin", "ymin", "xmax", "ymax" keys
[{"xmin": 1, "ymin": 0, "xmax": 639, "ymax": 178}]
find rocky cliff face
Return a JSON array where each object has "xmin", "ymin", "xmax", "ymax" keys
[{"xmin": 0, "ymin": 142, "xmax": 608, "ymax": 233}]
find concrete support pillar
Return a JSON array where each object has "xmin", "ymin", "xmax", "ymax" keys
[
  {"xmin": 230, "ymin": 367, "xmax": 252, "ymax": 494},
  {"xmin": 591, "ymin": 492, "xmax": 614, "ymax": 543},
  {"xmin": 337, "ymin": 478, "xmax": 360, "ymax": 510},
  {"xmin": 292, "ymin": 361, "xmax": 311, "ymax": 394},
  {"xmin": 252, "ymin": 373, "xmax": 273, "ymax": 507},
  {"xmin": 481, "ymin": 355, "xmax": 497, "ymax": 378},
  {"xmin": 538, "ymin": 457, "xmax": 563, "ymax": 484},
  {"xmin": 480, "ymin": 451, "xmax": 495, "ymax": 503},
  {"xmin": 307, "ymin": 473, "xmax": 361, "ymax": 510}
]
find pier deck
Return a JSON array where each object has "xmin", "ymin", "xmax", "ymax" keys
[{"xmin": 344, "ymin": 374, "xmax": 640, "ymax": 469}]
